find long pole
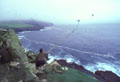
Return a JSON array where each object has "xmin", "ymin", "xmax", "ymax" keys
[{"xmin": 48, "ymin": 20, "xmax": 80, "ymax": 52}]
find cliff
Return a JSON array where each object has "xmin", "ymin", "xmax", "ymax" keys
[
  {"xmin": 0, "ymin": 20, "xmax": 53, "ymax": 33},
  {"xmin": 0, "ymin": 29, "xmax": 120, "ymax": 82},
  {"xmin": 0, "ymin": 29, "xmax": 39, "ymax": 82}
]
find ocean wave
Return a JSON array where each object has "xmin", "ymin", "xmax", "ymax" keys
[
  {"xmin": 84, "ymin": 62, "xmax": 120, "ymax": 76},
  {"xmin": 24, "ymin": 48, "xmax": 30, "ymax": 52},
  {"xmin": 40, "ymin": 27, "xmax": 53, "ymax": 31},
  {"xmin": 18, "ymin": 35, "xmax": 25, "ymax": 40},
  {"xmin": 47, "ymin": 54, "xmax": 81, "ymax": 65},
  {"xmin": 17, "ymin": 31, "xmax": 31, "ymax": 34},
  {"xmin": 24, "ymin": 38, "xmax": 116, "ymax": 59}
]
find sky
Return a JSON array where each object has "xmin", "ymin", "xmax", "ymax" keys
[{"xmin": 0, "ymin": 0, "xmax": 120, "ymax": 24}]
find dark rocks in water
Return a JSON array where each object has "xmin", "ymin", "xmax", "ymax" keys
[{"xmin": 95, "ymin": 71, "xmax": 120, "ymax": 82}]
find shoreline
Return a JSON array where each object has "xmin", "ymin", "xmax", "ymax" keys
[
  {"xmin": 12, "ymin": 25, "xmax": 53, "ymax": 33},
  {"xmin": 56, "ymin": 59, "xmax": 120, "ymax": 82},
  {"xmin": 0, "ymin": 19, "xmax": 54, "ymax": 33}
]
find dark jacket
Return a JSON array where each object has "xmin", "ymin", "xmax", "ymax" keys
[{"xmin": 36, "ymin": 52, "xmax": 49, "ymax": 62}]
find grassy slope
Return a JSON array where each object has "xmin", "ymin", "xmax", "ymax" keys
[
  {"xmin": 48, "ymin": 67, "xmax": 100, "ymax": 82},
  {"xmin": 0, "ymin": 21, "xmax": 34, "ymax": 28}
]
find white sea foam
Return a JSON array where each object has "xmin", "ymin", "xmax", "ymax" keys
[
  {"xmin": 24, "ymin": 48, "xmax": 30, "ymax": 52},
  {"xmin": 40, "ymin": 27, "xmax": 53, "ymax": 31},
  {"xmin": 47, "ymin": 54, "xmax": 60, "ymax": 63},
  {"xmin": 47, "ymin": 54, "xmax": 81, "ymax": 65},
  {"xmin": 18, "ymin": 35, "xmax": 25, "ymax": 40},
  {"xmin": 84, "ymin": 62, "xmax": 120, "ymax": 76},
  {"xmin": 63, "ymin": 55, "xmax": 80, "ymax": 65}
]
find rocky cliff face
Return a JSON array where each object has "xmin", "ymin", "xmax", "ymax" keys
[
  {"xmin": 95, "ymin": 71, "xmax": 120, "ymax": 82},
  {"xmin": 0, "ymin": 29, "xmax": 39, "ymax": 82},
  {"xmin": 0, "ymin": 29, "xmax": 28, "ymax": 63},
  {"xmin": 0, "ymin": 29, "xmax": 119, "ymax": 82}
]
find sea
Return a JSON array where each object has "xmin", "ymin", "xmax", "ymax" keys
[{"xmin": 17, "ymin": 23, "xmax": 120, "ymax": 76}]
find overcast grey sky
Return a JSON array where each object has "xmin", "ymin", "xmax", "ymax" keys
[{"xmin": 0, "ymin": 0, "xmax": 120, "ymax": 24}]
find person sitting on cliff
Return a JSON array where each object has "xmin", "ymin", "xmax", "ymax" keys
[{"xmin": 35, "ymin": 48, "xmax": 50, "ymax": 70}]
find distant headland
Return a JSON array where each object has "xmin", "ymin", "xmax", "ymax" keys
[{"xmin": 0, "ymin": 19, "xmax": 54, "ymax": 33}]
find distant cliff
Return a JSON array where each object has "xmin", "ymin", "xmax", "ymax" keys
[
  {"xmin": 0, "ymin": 29, "xmax": 120, "ymax": 82},
  {"xmin": 0, "ymin": 20, "xmax": 53, "ymax": 33}
]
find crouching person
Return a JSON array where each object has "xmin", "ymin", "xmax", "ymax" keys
[{"xmin": 35, "ymin": 48, "xmax": 50, "ymax": 70}]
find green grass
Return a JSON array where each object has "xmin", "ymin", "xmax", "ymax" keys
[
  {"xmin": 48, "ymin": 67, "xmax": 100, "ymax": 82},
  {"xmin": 0, "ymin": 22, "xmax": 34, "ymax": 28}
]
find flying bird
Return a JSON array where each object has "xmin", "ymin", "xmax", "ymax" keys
[
  {"xmin": 77, "ymin": 20, "xmax": 80, "ymax": 23},
  {"xmin": 92, "ymin": 14, "xmax": 94, "ymax": 17}
]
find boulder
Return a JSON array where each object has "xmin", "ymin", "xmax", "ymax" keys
[
  {"xmin": 95, "ymin": 71, "xmax": 120, "ymax": 82},
  {"xmin": 0, "ymin": 62, "xmax": 40, "ymax": 82},
  {"xmin": 26, "ymin": 50, "xmax": 37, "ymax": 63}
]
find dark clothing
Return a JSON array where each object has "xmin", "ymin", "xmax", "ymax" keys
[
  {"xmin": 36, "ymin": 60, "xmax": 46, "ymax": 67},
  {"xmin": 36, "ymin": 52, "xmax": 48, "ymax": 61},
  {"xmin": 35, "ymin": 52, "xmax": 49, "ymax": 68}
]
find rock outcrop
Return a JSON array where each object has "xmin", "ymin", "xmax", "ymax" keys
[
  {"xmin": 56, "ymin": 59, "xmax": 93, "ymax": 74},
  {"xmin": 0, "ymin": 29, "xmax": 39, "ymax": 82},
  {"xmin": 0, "ymin": 29, "xmax": 28, "ymax": 63},
  {"xmin": 95, "ymin": 71, "xmax": 120, "ymax": 82}
]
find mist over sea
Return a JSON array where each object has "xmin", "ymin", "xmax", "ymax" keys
[{"xmin": 18, "ymin": 23, "xmax": 120, "ymax": 76}]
